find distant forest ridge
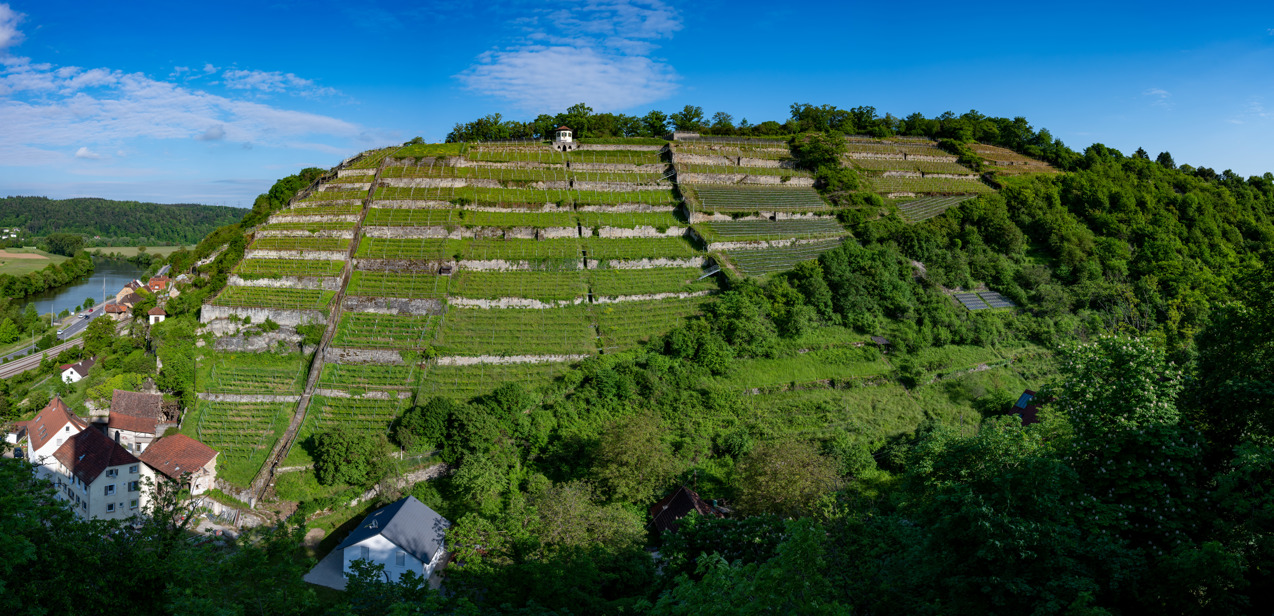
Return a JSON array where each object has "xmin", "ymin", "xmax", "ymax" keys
[{"xmin": 0, "ymin": 196, "xmax": 246, "ymax": 245}]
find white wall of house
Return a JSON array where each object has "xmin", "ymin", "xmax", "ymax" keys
[
  {"xmin": 61, "ymin": 368, "xmax": 84, "ymax": 384},
  {"xmin": 343, "ymin": 534, "xmax": 427, "ymax": 583},
  {"xmin": 110, "ymin": 427, "xmax": 156, "ymax": 453},
  {"xmin": 51, "ymin": 460, "xmax": 152, "ymax": 520},
  {"xmin": 29, "ymin": 423, "xmax": 83, "ymax": 471},
  {"xmin": 148, "ymin": 314, "xmax": 165, "ymax": 325}
]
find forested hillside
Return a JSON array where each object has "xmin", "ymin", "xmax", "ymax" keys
[{"xmin": 0, "ymin": 196, "xmax": 246, "ymax": 245}]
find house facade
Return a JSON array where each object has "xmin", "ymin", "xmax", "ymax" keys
[
  {"xmin": 139, "ymin": 434, "xmax": 218, "ymax": 495},
  {"xmin": 147, "ymin": 307, "xmax": 167, "ymax": 325},
  {"xmin": 50, "ymin": 427, "xmax": 152, "ymax": 520},
  {"xmin": 107, "ymin": 390, "xmax": 171, "ymax": 454},
  {"xmin": 305, "ymin": 496, "xmax": 450, "ymax": 589},
  {"xmin": 60, "ymin": 358, "xmax": 95, "ymax": 384},
  {"xmin": 24, "ymin": 397, "xmax": 89, "ymax": 476}
]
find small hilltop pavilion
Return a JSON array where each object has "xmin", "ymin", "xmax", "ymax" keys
[{"xmin": 553, "ymin": 125, "xmax": 577, "ymax": 152}]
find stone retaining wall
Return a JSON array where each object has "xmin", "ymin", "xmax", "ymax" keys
[
  {"xmin": 449, "ymin": 296, "xmax": 585, "ymax": 309},
  {"xmin": 593, "ymin": 290, "xmax": 714, "ymax": 303},
  {"xmin": 370, "ymin": 199, "xmax": 453, "ymax": 209},
  {"xmin": 256, "ymin": 229, "xmax": 355, "ymax": 239},
  {"xmin": 199, "ymin": 305, "xmax": 325, "ymax": 327},
  {"xmin": 689, "ymin": 211, "xmax": 829, "ymax": 222},
  {"xmin": 361, "ymin": 225, "xmax": 578, "ymax": 240},
  {"xmin": 592, "ymin": 257, "xmax": 709, "ymax": 269},
  {"xmin": 352, "ymin": 258, "xmax": 447, "ymax": 272},
  {"xmin": 314, "ymin": 389, "xmax": 411, "ymax": 400},
  {"xmin": 577, "ymin": 203, "xmax": 677, "ymax": 213},
  {"xmin": 569, "ymin": 162, "xmax": 664, "ymax": 173},
  {"xmin": 342, "ymin": 296, "xmax": 445, "ymax": 315},
  {"xmin": 435, "ymin": 354, "xmax": 588, "ymax": 366},
  {"xmin": 596, "ymin": 225, "xmax": 686, "ymax": 238},
  {"xmin": 228, "ymin": 275, "xmax": 343, "ymax": 291},
  {"xmin": 572, "ymin": 181, "xmax": 669, "ymax": 192},
  {"xmin": 678, "ymin": 173, "xmax": 815, "ymax": 187},
  {"xmin": 575, "ymin": 144, "xmax": 663, "ymax": 151},
  {"xmin": 325, "ymin": 348, "xmax": 404, "ymax": 364},
  {"xmin": 336, "ymin": 168, "xmax": 376, "ymax": 178},
  {"xmin": 244, "ymin": 249, "xmax": 348, "ymax": 261},
  {"xmin": 196, "ymin": 393, "xmax": 302, "ymax": 403},
  {"xmin": 707, "ymin": 236, "xmax": 848, "ymax": 252},
  {"xmin": 267, "ymin": 214, "xmax": 360, "ymax": 223}
]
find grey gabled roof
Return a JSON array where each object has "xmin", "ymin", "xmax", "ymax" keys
[{"xmin": 333, "ymin": 496, "xmax": 450, "ymax": 563}]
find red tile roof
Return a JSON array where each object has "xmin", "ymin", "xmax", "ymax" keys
[
  {"xmin": 104, "ymin": 303, "xmax": 128, "ymax": 314},
  {"xmin": 139, "ymin": 434, "xmax": 218, "ymax": 480},
  {"xmin": 649, "ymin": 485, "xmax": 723, "ymax": 534},
  {"xmin": 108, "ymin": 390, "xmax": 164, "ymax": 434},
  {"xmin": 147, "ymin": 306, "xmax": 167, "ymax": 316},
  {"xmin": 27, "ymin": 397, "xmax": 87, "ymax": 452},
  {"xmin": 53, "ymin": 427, "xmax": 139, "ymax": 485}
]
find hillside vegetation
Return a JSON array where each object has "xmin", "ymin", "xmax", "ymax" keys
[
  {"xmin": 5, "ymin": 103, "xmax": 1274, "ymax": 615},
  {"xmin": 0, "ymin": 196, "xmax": 246, "ymax": 246}
]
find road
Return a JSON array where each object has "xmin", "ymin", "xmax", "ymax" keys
[
  {"xmin": 0, "ymin": 338, "xmax": 85, "ymax": 379},
  {"xmin": 0, "ymin": 305, "xmax": 104, "ymax": 365}
]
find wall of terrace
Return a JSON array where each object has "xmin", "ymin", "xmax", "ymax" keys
[
  {"xmin": 256, "ymin": 229, "xmax": 356, "ymax": 239},
  {"xmin": 324, "ymin": 348, "xmax": 405, "ymax": 364},
  {"xmin": 336, "ymin": 168, "xmax": 377, "ymax": 178},
  {"xmin": 196, "ymin": 393, "xmax": 302, "ymax": 403},
  {"xmin": 449, "ymin": 297, "xmax": 585, "ymax": 309},
  {"xmin": 199, "ymin": 305, "xmax": 326, "ymax": 327},
  {"xmin": 361, "ymin": 225, "xmax": 578, "ymax": 240},
  {"xmin": 572, "ymin": 181, "xmax": 671, "ymax": 192},
  {"xmin": 688, "ymin": 211, "xmax": 831, "ymax": 222},
  {"xmin": 266, "ymin": 214, "xmax": 361, "ymax": 224},
  {"xmin": 228, "ymin": 275, "xmax": 343, "ymax": 291},
  {"xmin": 434, "ymin": 354, "xmax": 590, "ymax": 366},
  {"xmin": 342, "ymin": 296, "xmax": 445, "ymax": 315},
  {"xmin": 678, "ymin": 173, "xmax": 815, "ymax": 187},
  {"xmin": 592, "ymin": 290, "xmax": 714, "ymax": 303},
  {"xmin": 290, "ymin": 199, "xmax": 363, "ymax": 207},
  {"xmin": 589, "ymin": 257, "xmax": 710, "ymax": 269},
  {"xmin": 595, "ymin": 225, "xmax": 687, "ymax": 238},
  {"xmin": 706, "ymin": 236, "xmax": 851, "ymax": 253},
  {"xmin": 244, "ymin": 249, "xmax": 349, "ymax": 261},
  {"xmin": 575, "ymin": 144, "xmax": 663, "ymax": 151},
  {"xmin": 569, "ymin": 162, "xmax": 665, "ymax": 173},
  {"xmin": 313, "ymin": 389, "xmax": 412, "ymax": 400},
  {"xmin": 369, "ymin": 199, "xmax": 454, "ymax": 209},
  {"xmin": 352, "ymin": 258, "xmax": 449, "ymax": 272}
]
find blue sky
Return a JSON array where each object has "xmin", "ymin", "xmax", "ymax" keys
[{"xmin": 1, "ymin": 0, "xmax": 1272, "ymax": 206}]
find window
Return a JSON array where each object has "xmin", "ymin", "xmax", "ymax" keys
[
  {"xmin": 55, "ymin": 438, "xmax": 62, "ymax": 446},
  {"xmin": 64, "ymin": 426, "xmax": 70, "ymax": 432},
  {"xmin": 396, "ymin": 551, "xmax": 405, "ymax": 567},
  {"xmin": 129, "ymin": 465, "xmax": 138, "ymax": 474},
  {"xmin": 81, "ymin": 501, "xmax": 87, "ymax": 511},
  {"xmin": 106, "ymin": 469, "xmax": 117, "ymax": 478},
  {"xmin": 129, "ymin": 499, "xmax": 138, "ymax": 509},
  {"xmin": 360, "ymin": 546, "xmax": 369, "ymax": 560},
  {"xmin": 106, "ymin": 503, "xmax": 115, "ymax": 513},
  {"xmin": 105, "ymin": 484, "xmax": 115, "ymax": 496},
  {"xmin": 128, "ymin": 481, "xmax": 139, "ymax": 492}
]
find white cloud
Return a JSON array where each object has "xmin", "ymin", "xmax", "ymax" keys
[
  {"xmin": 0, "ymin": 3, "xmax": 23, "ymax": 51},
  {"xmin": 1143, "ymin": 88, "xmax": 1171, "ymax": 109},
  {"xmin": 457, "ymin": 0, "xmax": 681, "ymax": 111},
  {"xmin": 0, "ymin": 57, "xmax": 364, "ymax": 165},
  {"xmin": 222, "ymin": 68, "xmax": 339, "ymax": 97},
  {"xmin": 202, "ymin": 63, "xmax": 217, "ymax": 74},
  {"xmin": 74, "ymin": 146, "xmax": 102, "ymax": 160}
]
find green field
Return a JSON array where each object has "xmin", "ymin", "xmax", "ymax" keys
[
  {"xmin": 332, "ymin": 313, "xmax": 438, "ymax": 350},
  {"xmin": 417, "ymin": 362, "xmax": 573, "ymax": 401},
  {"xmin": 449, "ymin": 270, "xmax": 587, "ymax": 302},
  {"xmin": 90, "ymin": 245, "xmax": 192, "ymax": 258},
  {"xmin": 0, "ymin": 247, "xmax": 69, "ymax": 276},
  {"xmin": 211, "ymin": 286, "xmax": 335, "ymax": 311},
  {"xmin": 594, "ymin": 297, "xmax": 710, "ymax": 351},
  {"xmin": 287, "ymin": 396, "xmax": 410, "ymax": 465},
  {"xmin": 346, "ymin": 271, "xmax": 449, "ymax": 298},
  {"xmin": 235, "ymin": 258, "xmax": 345, "ymax": 279},
  {"xmin": 588, "ymin": 267, "xmax": 716, "ymax": 296},
  {"xmin": 196, "ymin": 352, "xmax": 309, "ymax": 395},
  {"xmin": 319, "ymin": 362, "xmax": 421, "ymax": 391}
]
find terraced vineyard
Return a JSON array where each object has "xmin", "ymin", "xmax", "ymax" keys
[
  {"xmin": 595, "ymin": 297, "xmax": 711, "ymax": 351},
  {"xmin": 898, "ymin": 195, "xmax": 981, "ymax": 222},
  {"xmin": 722, "ymin": 239, "xmax": 845, "ymax": 276},
  {"xmin": 184, "ymin": 400, "xmax": 292, "ymax": 486},
  {"xmin": 251, "ymin": 237, "xmax": 352, "ymax": 252},
  {"xmin": 865, "ymin": 176, "xmax": 995, "ymax": 195},
  {"xmin": 589, "ymin": 267, "xmax": 715, "ymax": 296},
  {"xmin": 332, "ymin": 313, "xmax": 438, "ymax": 350},
  {"xmin": 211, "ymin": 286, "xmax": 336, "ymax": 310},
  {"xmin": 434, "ymin": 306, "xmax": 596, "ymax": 356},
  {"xmin": 449, "ymin": 270, "xmax": 587, "ymax": 301},
  {"xmin": 418, "ymin": 362, "xmax": 572, "ymax": 401},
  {"xmin": 696, "ymin": 218, "xmax": 845, "ymax": 242},
  {"xmin": 319, "ymin": 362, "xmax": 421, "ymax": 390},
  {"xmin": 196, "ymin": 353, "xmax": 309, "ymax": 395},
  {"xmin": 688, "ymin": 185, "xmax": 829, "ymax": 212},
  {"xmin": 677, "ymin": 164, "xmax": 812, "ymax": 177},
  {"xmin": 235, "ymin": 259, "xmax": 345, "ymax": 279},
  {"xmin": 346, "ymin": 271, "xmax": 449, "ymax": 298}
]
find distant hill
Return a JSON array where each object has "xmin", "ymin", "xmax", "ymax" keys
[{"xmin": 0, "ymin": 196, "xmax": 246, "ymax": 245}]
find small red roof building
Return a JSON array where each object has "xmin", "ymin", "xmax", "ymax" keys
[
  {"xmin": 108, "ymin": 390, "xmax": 165, "ymax": 435},
  {"xmin": 104, "ymin": 303, "xmax": 128, "ymax": 314},
  {"xmin": 139, "ymin": 434, "xmax": 218, "ymax": 481},
  {"xmin": 147, "ymin": 276, "xmax": 170, "ymax": 292},
  {"xmin": 147, "ymin": 306, "xmax": 167, "ymax": 316},
  {"xmin": 649, "ymin": 485, "xmax": 724, "ymax": 534}
]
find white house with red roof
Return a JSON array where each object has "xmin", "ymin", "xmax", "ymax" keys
[
  {"xmin": 147, "ymin": 306, "xmax": 167, "ymax": 325},
  {"xmin": 139, "ymin": 434, "xmax": 218, "ymax": 496},
  {"xmin": 49, "ymin": 427, "xmax": 152, "ymax": 520},
  {"xmin": 22, "ymin": 397, "xmax": 89, "ymax": 476},
  {"xmin": 107, "ymin": 390, "xmax": 173, "ymax": 454},
  {"xmin": 59, "ymin": 357, "xmax": 95, "ymax": 384}
]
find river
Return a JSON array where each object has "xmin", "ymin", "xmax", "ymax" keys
[{"xmin": 21, "ymin": 258, "xmax": 146, "ymax": 315}]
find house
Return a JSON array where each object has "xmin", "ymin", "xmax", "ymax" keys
[
  {"xmin": 147, "ymin": 306, "xmax": 167, "ymax": 325},
  {"xmin": 870, "ymin": 336, "xmax": 891, "ymax": 351},
  {"xmin": 147, "ymin": 276, "xmax": 170, "ymax": 292},
  {"xmin": 1015, "ymin": 389, "xmax": 1040, "ymax": 426},
  {"xmin": 139, "ymin": 434, "xmax": 217, "ymax": 495},
  {"xmin": 552, "ymin": 125, "xmax": 578, "ymax": 152},
  {"xmin": 50, "ymin": 427, "xmax": 152, "ymax": 520},
  {"xmin": 60, "ymin": 357, "xmax": 95, "ymax": 384},
  {"xmin": 118, "ymin": 292, "xmax": 143, "ymax": 308},
  {"xmin": 649, "ymin": 485, "xmax": 725, "ymax": 535},
  {"xmin": 103, "ymin": 303, "xmax": 129, "ymax": 319},
  {"xmin": 115, "ymin": 280, "xmax": 142, "ymax": 303},
  {"xmin": 304, "ymin": 496, "xmax": 450, "ymax": 590},
  {"xmin": 23, "ymin": 397, "xmax": 89, "ymax": 475},
  {"xmin": 107, "ymin": 390, "xmax": 173, "ymax": 454}
]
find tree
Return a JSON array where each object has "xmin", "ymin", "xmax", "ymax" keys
[
  {"xmin": 83, "ymin": 316, "xmax": 115, "ymax": 356},
  {"xmin": 790, "ymin": 131, "xmax": 846, "ymax": 172},
  {"xmin": 1054, "ymin": 335, "xmax": 1182, "ymax": 445},
  {"xmin": 395, "ymin": 396, "xmax": 453, "ymax": 451},
  {"xmin": 642, "ymin": 110, "xmax": 669, "ymax": 137},
  {"xmin": 733, "ymin": 439, "xmax": 840, "ymax": 517},
  {"xmin": 313, "ymin": 427, "xmax": 390, "ymax": 487},
  {"xmin": 1156, "ymin": 151, "xmax": 1176, "ymax": 169},
  {"xmin": 0, "ymin": 318, "xmax": 17, "ymax": 344},
  {"xmin": 43, "ymin": 233, "xmax": 84, "ymax": 257},
  {"xmin": 82, "ymin": 296, "xmax": 95, "ymax": 309},
  {"xmin": 670, "ymin": 105, "xmax": 705, "ymax": 132},
  {"xmin": 592, "ymin": 412, "xmax": 681, "ymax": 503}
]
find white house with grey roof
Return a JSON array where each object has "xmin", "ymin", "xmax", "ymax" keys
[{"xmin": 304, "ymin": 496, "xmax": 450, "ymax": 590}]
